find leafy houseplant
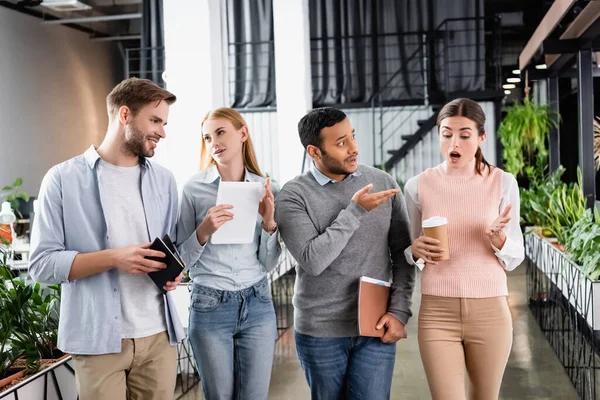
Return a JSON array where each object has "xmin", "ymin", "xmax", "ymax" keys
[
  {"xmin": 498, "ymin": 98, "xmax": 560, "ymax": 176},
  {"xmin": 529, "ymin": 168, "xmax": 587, "ymax": 244},
  {"xmin": 1, "ymin": 178, "xmax": 30, "ymax": 219},
  {"xmin": 519, "ymin": 156, "xmax": 565, "ymax": 231},
  {"xmin": 0, "ymin": 247, "xmax": 25, "ymax": 383},
  {"xmin": 8, "ymin": 278, "xmax": 62, "ymax": 374},
  {"xmin": 563, "ymin": 208, "xmax": 600, "ymax": 281},
  {"xmin": 0, "ymin": 240, "xmax": 62, "ymax": 384}
]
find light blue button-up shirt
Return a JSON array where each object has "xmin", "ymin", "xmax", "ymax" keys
[
  {"xmin": 309, "ymin": 161, "xmax": 362, "ymax": 186},
  {"xmin": 176, "ymin": 166, "xmax": 281, "ymax": 290},
  {"xmin": 29, "ymin": 146, "xmax": 185, "ymax": 355}
]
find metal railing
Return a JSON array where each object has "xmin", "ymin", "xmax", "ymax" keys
[
  {"xmin": 311, "ymin": 31, "xmax": 429, "ymax": 107},
  {"xmin": 268, "ymin": 245, "xmax": 297, "ymax": 338},
  {"xmin": 175, "ymin": 339, "xmax": 201, "ymax": 399},
  {"xmin": 526, "ymin": 233, "xmax": 600, "ymax": 399},
  {"xmin": 228, "ymin": 40, "xmax": 277, "ymax": 108},
  {"xmin": 125, "ymin": 46, "xmax": 166, "ymax": 88},
  {"xmin": 371, "ymin": 16, "xmax": 502, "ymax": 173},
  {"xmin": 434, "ymin": 17, "xmax": 502, "ymax": 98}
]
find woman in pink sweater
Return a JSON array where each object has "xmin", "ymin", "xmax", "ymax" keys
[{"xmin": 404, "ymin": 98, "xmax": 524, "ymax": 400}]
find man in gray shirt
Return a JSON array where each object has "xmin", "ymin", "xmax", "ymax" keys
[
  {"xmin": 275, "ymin": 107, "xmax": 415, "ymax": 399},
  {"xmin": 29, "ymin": 78, "xmax": 184, "ymax": 400}
]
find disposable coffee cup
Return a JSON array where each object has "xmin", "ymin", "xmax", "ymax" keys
[{"xmin": 422, "ymin": 216, "xmax": 450, "ymax": 261}]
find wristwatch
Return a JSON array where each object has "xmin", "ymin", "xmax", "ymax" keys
[{"xmin": 262, "ymin": 221, "xmax": 277, "ymax": 234}]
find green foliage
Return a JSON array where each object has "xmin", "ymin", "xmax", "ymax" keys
[
  {"xmin": 519, "ymin": 155, "xmax": 565, "ymax": 228},
  {"xmin": 0, "ymin": 248, "xmax": 24, "ymax": 380},
  {"xmin": 563, "ymin": 209, "xmax": 600, "ymax": 281},
  {"xmin": 8, "ymin": 279, "xmax": 61, "ymax": 373},
  {"xmin": 521, "ymin": 162, "xmax": 600, "ymax": 280},
  {"xmin": 498, "ymin": 98, "xmax": 560, "ymax": 176},
  {"xmin": 526, "ymin": 168, "xmax": 586, "ymax": 244},
  {"xmin": 0, "ymin": 248, "xmax": 62, "ymax": 380},
  {"xmin": 1, "ymin": 178, "xmax": 30, "ymax": 218}
]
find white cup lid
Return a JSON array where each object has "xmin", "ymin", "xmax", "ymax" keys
[{"xmin": 422, "ymin": 216, "xmax": 448, "ymax": 228}]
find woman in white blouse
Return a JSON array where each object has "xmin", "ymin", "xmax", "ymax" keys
[{"xmin": 403, "ymin": 98, "xmax": 524, "ymax": 400}]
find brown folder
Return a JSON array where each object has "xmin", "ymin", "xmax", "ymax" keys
[{"xmin": 358, "ymin": 276, "xmax": 391, "ymax": 337}]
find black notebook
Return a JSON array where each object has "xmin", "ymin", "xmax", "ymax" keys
[{"xmin": 145, "ymin": 234, "xmax": 184, "ymax": 294}]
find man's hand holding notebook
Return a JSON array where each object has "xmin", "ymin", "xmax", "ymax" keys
[
  {"xmin": 358, "ymin": 276, "xmax": 407, "ymax": 343},
  {"xmin": 144, "ymin": 234, "xmax": 185, "ymax": 294}
]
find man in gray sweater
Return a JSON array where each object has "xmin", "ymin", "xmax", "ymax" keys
[{"xmin": 275, "ymin": 107, "xmax": 415, "ymax": 399}]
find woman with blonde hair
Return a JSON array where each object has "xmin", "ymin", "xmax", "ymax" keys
[
  {"xmin": 404, "ymin": 98, "xmax": 524, "ymax": 399},
  {"xmin": 176, "ymin": 107, "xmax": 281, "ymax": 400}
]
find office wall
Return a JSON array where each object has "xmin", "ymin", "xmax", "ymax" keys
[{"xmin": 0, "ymin": 7, "xmax": 117, "ymax": 197}]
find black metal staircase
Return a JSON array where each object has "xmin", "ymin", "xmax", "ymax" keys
[{"xmin": 371, "ymin": 16, "xmax": 504, "ymax": 178}]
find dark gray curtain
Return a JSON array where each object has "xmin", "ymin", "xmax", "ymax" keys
[
  {"xmin": 226, "ymin": 0, "xmax": 484, "ymax": 108},
  {"xmin": 430, "ymin": 0, "xmax": 486, "ymax": 93},
  {"xmin": 227, "ymin": 0, "xmax": 276, "ymax": 108},
  {"xmin": 140, "ymin": 0, "xmax": 165, "ymax": 86},
  {"xmin": 310, "ymin": 0, "xmax": 485, "ymax": 106}
]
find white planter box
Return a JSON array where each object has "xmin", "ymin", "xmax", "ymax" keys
[
  {"xmin": 527, "ymin": 233, "xmax": 600, "ymax": 330},
  {"xmin": 0, "ymin": 357, "xmax": 77, "ymax": 400}
]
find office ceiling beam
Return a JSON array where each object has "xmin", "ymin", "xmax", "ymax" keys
[
  {"xmin": 546, "ymin": 1, "xmax": 600, "ymax": 67},
  {"xmin": 91, "ymin": 34, "xmax": 140, "ymax": 41},
  {"xmin": 43, "ymin": 12, "xmax": 141, "ymax": 24},
  {"xmin": 541, "ymin": 37, "xmax": 600, "ymax": 54},
  {"xmin": 518, "ymin": 0, "xmax": 576, "ymax": 70}
]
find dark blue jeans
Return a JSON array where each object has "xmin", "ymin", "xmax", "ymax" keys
[
  {"xmin": 188, "ymin": 278, "xmax": 277, "ymax": 400},
  {"xmin": 295, "ymin": 332, "xmax": 396, "ymax": 400}
]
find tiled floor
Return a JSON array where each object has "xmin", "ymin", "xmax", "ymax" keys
[{"xmin": 179, "ymin": 265, "xmax": 579, "ymax": 399}]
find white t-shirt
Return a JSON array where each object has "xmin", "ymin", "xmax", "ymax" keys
[{"xmin": 98, "ymin": 160, "xmax": 167, "ymax": 339}]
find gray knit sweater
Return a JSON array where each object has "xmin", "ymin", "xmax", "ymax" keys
[{"xmin": 275, "ymin": 164, "xmax": 415, "ymax": 337}]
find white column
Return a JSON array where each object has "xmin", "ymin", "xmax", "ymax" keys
[
  {"xmin": 273, "ymin": 0, "xmax": 312, "ymax": 185},
  {"xmin": 160, "ymin": 0, "xmax": 227, "ymax": 189}
]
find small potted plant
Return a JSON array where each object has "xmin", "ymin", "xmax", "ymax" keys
[{"xmin": 0, "ymin": 178, "xmax": 29, "ymax": 219}]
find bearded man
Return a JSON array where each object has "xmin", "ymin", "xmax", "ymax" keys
[{"xmin": 29, "ymin": 78, "xmax": 184, "ymax": 400}]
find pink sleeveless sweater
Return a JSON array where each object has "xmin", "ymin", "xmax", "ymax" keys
[{"xmin": 418, "ymin": 165, "xmax": 507, "ymax": 298}]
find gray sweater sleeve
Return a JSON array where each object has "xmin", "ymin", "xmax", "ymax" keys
[
  {"xmin": 275, "ymin": 188, "xmax": 367, "ymax": 277},
  {"xmin": 386, "ymin": 186, "xmax": 416, "ymax": 325}
]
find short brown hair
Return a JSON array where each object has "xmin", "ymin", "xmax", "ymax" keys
[
  {"xmin": 106, "ymin": 78, "xmax": 176, "ymax": 119},
  {"xmin": 437, "ymin": 98, "xmax": 493, "ymax": 175}
]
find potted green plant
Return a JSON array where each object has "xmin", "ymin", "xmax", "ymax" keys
[
  {"xmin": 528, "ymin": 168, "xmax": 586, "ymax": 245},
  {"xmin": 498, "ymin": 98, "xmax": 560, "ymax": 177},
  {"xmin": 0, "ymin": 239, "xmax": 64, "ymax": 394},
  {"xmin": 0, "ymin": 247, "xmax": 25, "ymax": 389},
  {"xmin": 519, "ymin": 156, "xmax": 564, "ymax": 231},
  {"xmin": 1, "ymin": 178, "xmax": 30, "ymax": 219},
  {"xmin": 9, "ymin": 279, "xmax": 62, "ymax": 374},
  {"xmin": 563, "ymin": 208, "xmax": 600, "ymax": 280}
]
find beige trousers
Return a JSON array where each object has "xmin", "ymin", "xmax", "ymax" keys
[
  {"xmin": 71, "ymin": 331, "xmax": 177, "ymax": 400},
  {"xmin": 418, "ymin": 295, "xmax": 513, "ymax": 400}
]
